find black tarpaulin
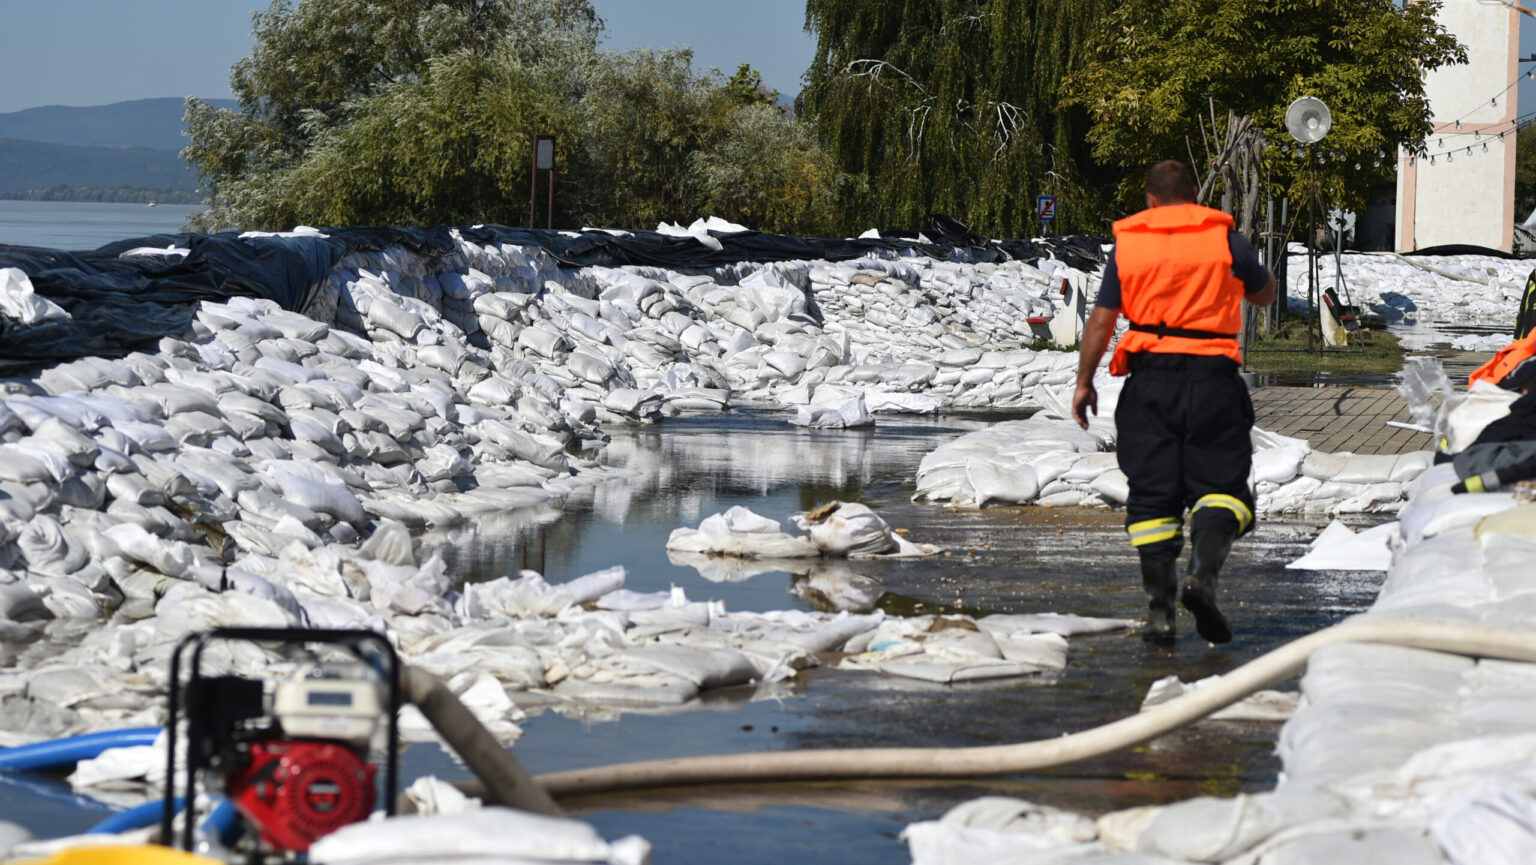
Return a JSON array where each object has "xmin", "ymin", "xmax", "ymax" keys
[{"xmin": 0, "ymin": 219, "xmax": 1102, "ymax": 376}]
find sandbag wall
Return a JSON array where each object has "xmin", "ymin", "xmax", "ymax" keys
[
  {"xmin": 909, "ymin": 376, "xmax": 1435, "ymax": 515},
  {"xmin": 0, "ymin": 229, "xmax": 1094, "ymax": 743},
  {"xmin": 300, "ymin": 235, "xmax": 1083, "ymax": 420},
  {"xmin": 1289, "ymin": 247, "xmax": 1528, "ymax": 329}
]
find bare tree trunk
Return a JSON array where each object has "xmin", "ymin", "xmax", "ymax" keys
[{"xmin": 1190, "ymin": 108, "xmax": 1264, "ymax": 246}]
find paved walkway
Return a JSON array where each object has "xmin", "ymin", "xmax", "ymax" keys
[{"xmin": 1251, "ymin": 385, "xmax": 1432, "ymax": 455}]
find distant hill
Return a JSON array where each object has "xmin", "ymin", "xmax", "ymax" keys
[
  {"xmin": 0, "ymin": 97, "xmax": 239, "ymax": 151},
  {"xmin": 0, "ymin": 138, "xmax": 197, "ymax": 191},
  {"xmin": 0, "ymin": 98, "xmax": 239, "ymax": 201}
]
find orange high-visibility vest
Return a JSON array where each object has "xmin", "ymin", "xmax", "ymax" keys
[
  {"xmin": 1108, "ymin": 203, "xmax": 1246, "ymax": 376},
  {"xmin": 1469, "ymin": 330, "xmax": 1536, "ymax": 388}
]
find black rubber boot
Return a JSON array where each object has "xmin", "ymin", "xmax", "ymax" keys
[
  {"xmin": 1139, "ymin": 554, "xmax": 1178, "ymax": 645},
  {"xmin": 1183, "ymin": 527, "xmax": 1235, "ymax": 644}
]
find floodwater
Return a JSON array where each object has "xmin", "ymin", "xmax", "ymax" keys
[
  {"xmin": 410, "ymin": 411, "xmax": 1384, "ymax": 863},
  {"xmin": 3, "ymin": 410, "xmax": 1386, "ymax": 861}
]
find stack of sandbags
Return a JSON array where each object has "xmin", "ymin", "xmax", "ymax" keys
[
  {"xmin": 913, "ymin": 380, "xmax": 1433, "ymax": 515},
  {"xmin": 1288, "ymin": 246, "xmax": 1529, "ymax": 328}
]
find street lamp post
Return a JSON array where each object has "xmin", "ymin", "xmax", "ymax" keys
[{"xmin": 530, "ymin": 134, "xmax": 555, "ymax": 229}]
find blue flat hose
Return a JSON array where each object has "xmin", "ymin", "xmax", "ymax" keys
[
  {"xmin": 88, "ymin": 797, "xmax": 238, "ymax": 842},
  {"xmin": 88, "ymin": 797, "xmax": 184, "ymax": 835},
  {"xmin": 0, "ymin": 727, "xmax": 161, "ymax": 772}
]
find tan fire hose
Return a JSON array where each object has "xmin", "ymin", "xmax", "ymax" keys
[{"xmin": 515, "ymin": 619, "xmax": 1536, "ymax": 798}]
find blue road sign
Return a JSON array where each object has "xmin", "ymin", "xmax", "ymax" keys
[{"xmin": 1037, "ymin": 195, "xmax": 1058, "ymax": 223}]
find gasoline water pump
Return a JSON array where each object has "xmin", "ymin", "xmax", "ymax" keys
[{"xmin": 160, "ymin": 627, "xmax": 401, "ymax": 858}]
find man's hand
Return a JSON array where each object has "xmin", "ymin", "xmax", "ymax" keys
[
  {"xmin": 1073, "ymin": 306, "xmax": 1119, "ymax": 430},
  {"xmin": 1072, "ymin": 382, "xmax": 1097, "ymax": 430}
]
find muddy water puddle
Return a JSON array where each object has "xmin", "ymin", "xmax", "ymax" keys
[{"xmin": 408, "ymin": 411, "xmax": 1388, "ymax": 863}]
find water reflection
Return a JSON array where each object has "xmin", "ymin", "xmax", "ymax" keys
[
  {"xmin": 428, "ymin": 411, "xmax": 1006, "ymax": 612},
  {"xmin": 403, "ymin": 413, "xmax": 1388, "ymax": 865}
]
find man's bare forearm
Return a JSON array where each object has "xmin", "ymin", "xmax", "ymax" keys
[{"xmin": 1076, "ymin": 306, "xmax": 1120, "ymax": 387}]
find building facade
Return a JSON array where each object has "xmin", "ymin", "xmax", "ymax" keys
[{"xmin": 1396, "ymin": 0, "xmax": 1519, "ymax": 252}]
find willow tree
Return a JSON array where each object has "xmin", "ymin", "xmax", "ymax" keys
[{"xmin": 801, "ymin": 0, "xmax": 1114, "ymax": 237}]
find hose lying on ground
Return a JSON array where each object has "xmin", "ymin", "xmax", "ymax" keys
[
  {"xmin": 401, "ymin": 666, "xmax": 564, "ymax": 817},
  {"xmin": 529, "ymin": 619, "xmax": 1536, "ymax": 798},
  {"xmin": 0, "ymin": 728, "xmax": 161, "ymax": 773},
  {"xmin": 88, "ymin": 797, "xmax": 238, "ymax": 843}
]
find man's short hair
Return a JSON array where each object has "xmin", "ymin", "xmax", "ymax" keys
[{"xmin": 1146, "ymin": 160, "xmax": 1197, "ymax": 203}]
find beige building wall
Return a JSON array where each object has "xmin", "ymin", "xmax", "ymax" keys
[{"xmin": 1396, "ymin": 0, "xmax": 1518, "ymax": 252}]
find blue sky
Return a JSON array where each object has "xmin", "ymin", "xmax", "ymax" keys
[
  {"xmin": 0, "ymin": 0, "xmax": 1530, "ymax": 121},
  {"xmin": 0, "ymin": 0, "xmax": 817, "ymax": 114}
]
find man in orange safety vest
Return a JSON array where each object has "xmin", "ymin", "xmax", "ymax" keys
[{"xmin": 1072, "ymin": 161, "xmax": 1276, "ymax": 645}]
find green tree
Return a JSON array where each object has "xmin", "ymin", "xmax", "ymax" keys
[
  {"xmin": 264, "ymin": 49, "xmax": 577, "ymax": 228},
  {"xmin": 1516, "ymin": 123, "xmax": 1536, "ymax": 221},
  {"xmin": 184, "ymin": 0, "xmax": 601, "ymax": 231},
  {"xmin": 801, "ymin": 0, "xmax": 1114, "ymax": 237},
  {"xmin": 725, "ymin": 63, "xmax": 780, "ymax": 108},
  {"xmin": 184, "ymin": 0, "xmax": 842, "ymax": 234},
  {"xmin": 689, "ymin": 103, "xmax": 851, "ymax": 236},
  {"xmin": 1064, "ymin": 0, "xmax": 1465, "ymax": 213}
]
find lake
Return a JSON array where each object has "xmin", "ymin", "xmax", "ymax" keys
[{"xmin": 0, "ymin": 199, "xmax": 204, "ymax": 250}]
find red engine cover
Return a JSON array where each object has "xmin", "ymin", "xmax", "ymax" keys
[{"xmin": 225, "ymin": 740, "xmax": 375, "ymax": 852}]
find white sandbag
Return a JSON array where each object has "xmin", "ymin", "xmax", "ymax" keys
[
  {"xmin": 1301, "ymin": 450, "xmax": 1348, "ymax": 481},
  {"xmin": 1389, "ymin": 450, "xmax": 1433, "ymax": 483},
  {"xmin": 477, "ymin": 421, "xmax": 569, "ymax": 471},
  {"xmin": 864, "ymin": 391, "xmax": 941, "ymax": 413},
  {"xmin": 259, "ymin": 460, "xmax": 367, "ymax": 526},
  {"xmin": 1253, "ymin": 444, "xmax": 1308, "ymax": 484},
  {"xmin": 307, "ymin": 806, "xmax": 650, "ymax": 865},
  {"xmin": 17, "ymin": 514, "xmax": 90, "ymax": 576},
  {"xmin": 103, "ymin": 523, "xmax": 199, "ymax": 578},
  {"xmin": 792, "ymin": 394, "xmax": 873, "ymax": 428},
  {"xmin": 164, "ymin": 411, "xmax": 233, "ymax": 446},
  {"xmin": 357, "ymin": 520, "xmax": 416, "ymax": 567},
  {"xmin": 0, "ymin": 444, "xmax": 57, "ymax": 483},
  {"xmin": 1287, "ymin": 520, "xmax": 1397, "ymax": 571},
  {"xmin": 1089, "ymin": 469, "xmax": 1129, "ymax": 505},
  {"xmin": 1331, "ymin": 454, "xmax": 1402, "ymax": 485},
  {"xmin": 666, "ymin": 506, "xmax": 820, "ymax": 559},
  {"xmin": 106, "ymin": 472, "xmax": 165, "ymax": 507},
  {"xmin": 0, "ymin": 582, "xmax": 49, "ymax": 622},
  {"xmin": 601, "ymin": 389, "xmax": 663, "ymax": 418},
  {"xmin": 1429, "ymin": 783, "xmax": 1536, "ymax": 865},
  {"xmin": 791, "ymin": 502, "xmax": 938, "ymax": 557},
  {"xmin": 1438, "ymin": 382, "xmax": 1523, "ymax": 455},
  {"xmin": 364, "ymin": 296, "xmax": 425, "ymax": 340},
  {"xmin": 458, "ymin": 572, "xmax": 589, "ymax": 619},
  {"xmin": 467, "ymin": 374, "xmax": 522, "ymax": 406},
  {"xmin": 142, "ymin": 382, "xmax": 221, "ymax": 416},
  {"xmin": 1133, "ymin": 791, "xmax": 1348, "ymax": 862}
]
